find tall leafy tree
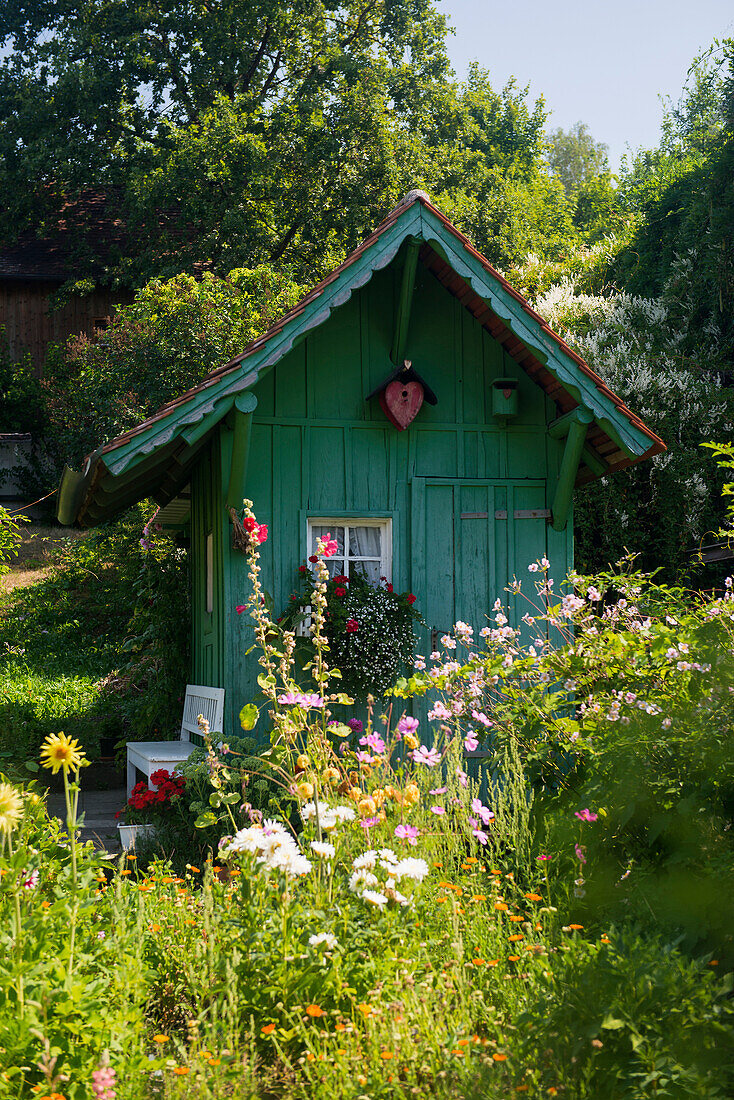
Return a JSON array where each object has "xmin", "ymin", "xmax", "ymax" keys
[
  {"xmin": 0, "ymin": 0, "xmax": 451, "ymax": 282},
  {"xmin": 547, "ymin": 121, "xmax": 609, "ymax": 195}
]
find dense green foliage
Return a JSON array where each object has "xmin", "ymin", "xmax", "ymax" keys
[
  {"xmin": 0, "ymin": 509, "xmax": 189, "ymax": 764},
  {"xmin": 43, "ymin": 266, "xmax": 303, "ymax": 466}
]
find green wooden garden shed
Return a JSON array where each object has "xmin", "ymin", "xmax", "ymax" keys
[{"xmin": 57, "ymin": 191, "xmax": 665, "ymax": 742}]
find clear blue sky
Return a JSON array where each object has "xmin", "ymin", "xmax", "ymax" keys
[{"xmin": 439, "ymin": 0, "xmax": 734, "ymax": 170}]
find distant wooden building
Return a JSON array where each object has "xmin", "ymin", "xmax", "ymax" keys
[
  {"xmin": 0, "ymin": 192, "xmax": 133, "ymax": 376},
  {"xmin": 58, "ymin": 192, "xmax": 666, "ymax": 742}
]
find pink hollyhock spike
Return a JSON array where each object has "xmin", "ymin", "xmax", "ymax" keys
[
  {"xmin": 235, "ymin": 604, "xmax": 247, "ymax": 614},
  {"xmin": 256, "ymin": 524, "xmax": 268, "ymax": 543},
  {"xmin": 321, "ymin": 533, "xmax": 339, "ymax": 558}
]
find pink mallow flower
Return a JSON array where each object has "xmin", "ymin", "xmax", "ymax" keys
[
  {"xmin": 575, "ymin": 808, "xmax": 598, "ymax": 822},
  {"xmin": 395, "ymin": 824, "xmax": 420, "ymax": 846},
  {"xmin": 412, "ymin": 745, "xmax": 441, "ymax": 767}
]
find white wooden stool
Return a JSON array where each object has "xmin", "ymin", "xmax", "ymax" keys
[{"xmin": 126, "ymin": 684, "xmax": 225, "ymax": 797}]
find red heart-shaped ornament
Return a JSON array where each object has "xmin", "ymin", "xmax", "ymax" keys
[{"xmin": 380, "ymin": 380, "xmax": 424, "ymax": 431}]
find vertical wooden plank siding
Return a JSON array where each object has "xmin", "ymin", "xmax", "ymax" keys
[{"xmin": 206, "ymin": 261, "xmax": 573, "ymax": 742}]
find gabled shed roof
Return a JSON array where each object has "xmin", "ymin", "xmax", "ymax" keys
[{"xmin": 58, "ymin": 191, "xmax": 665, "ymax": 526}]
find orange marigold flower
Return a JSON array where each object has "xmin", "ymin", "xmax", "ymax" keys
[
  {"xmin": 508, "ymin": 954, "xmax": 520, "ymax": 961},
  {"xmin": 380, "ymin": 1051, "xmax": 394, "ymax": 1060},
  {"xmin": 172, "ymin": 1067, "xmax": 190, "ymax": 1075},
  {"xmin": 710, "ymin": 960, "xmax": 719, "ymax": 966},
  {"xmin": 472, "ymin": 958, "xmax": 486, "ymax": 965},
  {"xmin": 119, "ymin": 869, "xmax": 132, "ymax": 876},
  {"xmin": 152, "ymin": 1034, "xmax": 169, "ymax": 1043},
  {"xmin": 548, "ymin": 1088, "xmax": 558, "ymax": 1095},
  {"xmin": 493, "ymin": 1052, "xmax": 507, "ymax": 1061},
  {"xmin": 495, "ymin": 902, "xmax": 508, "ymax": 911},
  {"xmin": 568, "ymin": 924, "xmax": 584, "ymax": 931},
  {"xmin": 306, "ymin": 1004, "xmax": 324, "ymax": 1017},
  {"xmin": 508, "ymin": 934, "xmax": 524, "ymax": 941},
  {"xmin": 509, "ymin": 915, "xmax": 524, "ymax": 922},
  {"xmin": 472, "ymin": 894, "xmax": 487, "ymax": 902},
  {"xmin": 261, "ymin": 1023, "xmax": 276, "ymax": 1034},
  {"xmin": 487, "ymin": 959, "xmax": 499, "ymax": 966},
  {"xmin": 524, "ymin": 893, "xmax": 542, "ymax": 901},
  {"xmin": 208, "ymin": 1058, "xmax": 221, "ymax": 1066},
  {"xmin": 357, "ymin": 1003, "xmax": 373, "ymax": 1016},
  {"xmin": 436, "ymin": 895, "xmax": 447, "ymax": 903}
]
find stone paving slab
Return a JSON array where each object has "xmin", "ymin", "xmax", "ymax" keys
[{"xmin": 47, "ymin": 787, "xmax": 127, "ymax": 853}]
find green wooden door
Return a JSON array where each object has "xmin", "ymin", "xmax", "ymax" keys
[
  {"xmin": 191, "ymin": 441, "xmax": 225, "ymax": 690},
  {"xmin": 410, "ymin": 477, "xmax": 549, "ymax": 652}
]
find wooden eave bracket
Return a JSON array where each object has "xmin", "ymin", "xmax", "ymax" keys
[
  {"xmin": 390, "ymin": 238, "xmax": 420, "ymax": 366},
  {"xmin": 550, "ymin": 408, "xmax": 593, "ymax": 532},
  {"xmin": 225, "ymin": 391, "xmax": 258, "ymax": 511}
]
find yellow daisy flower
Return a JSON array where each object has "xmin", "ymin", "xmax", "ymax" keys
[
  {"xmin": 40, "ymin": 732, "xmax": 87, "ymax": 775},
  {"xmin": 0, "ymin": 782, "xmax": 23, "ymax": 835}
]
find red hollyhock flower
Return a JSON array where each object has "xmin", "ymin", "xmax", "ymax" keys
[
  {"xmin": 256, "ymin": 524, "xmax": 268, "ymax": 543},
  {"xmin": 407, "ymin": 593, "xmax": 416, "ymax": 604},
  {"xmin": 243, "ymin": 517, "xmax": 257, "ymax": 532},
  {"xmin": 309, "ymin": 554, "xmax": 318, "ymax": 563},
  {"xmin": 335, "ymin": 586, "xmax": 346, "ymax": 597}
]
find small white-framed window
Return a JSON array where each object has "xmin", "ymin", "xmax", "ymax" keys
[{"xmin": 307, "ymin": 518, "xmax": 392, "ymax": 584}]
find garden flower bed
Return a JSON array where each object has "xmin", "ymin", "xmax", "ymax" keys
[{"xmin": 1, "ymin": 509, "xmax": 734, "ymax": 1098}]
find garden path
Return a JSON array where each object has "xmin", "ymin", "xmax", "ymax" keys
[{"xmin": 47, "ymin": 787, "xmax": 125, "ymax": 852}]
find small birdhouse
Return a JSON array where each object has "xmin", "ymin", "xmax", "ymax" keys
[
  {"xmin": 491, "ymin": 377, "xmax": 518, "ymax": 420},
  {"xmin": 367, "ymin": 360, "xmax": 438, "ymax": 431}
]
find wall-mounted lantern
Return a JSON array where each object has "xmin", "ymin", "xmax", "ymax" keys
[{"xmin": 491, "ymin": 377, "xmax": 519, "ymax": 421}]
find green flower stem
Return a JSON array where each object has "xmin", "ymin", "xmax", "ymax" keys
[
  {"xmin": 63, "ymin": 767, "xmax": 80, "ymax": 978},
  {"xmin": 6, "ymin": 832, "xmax": 24, "ymax": 1016}
]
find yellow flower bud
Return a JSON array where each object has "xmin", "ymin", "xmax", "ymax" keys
[
  {"xmin": 296, "ymin": 781, "xmax": 314, "ymax": 800},
  {"xmin": 403, "ymin": 733, "xmax": 419, "ymax": 751},
  {"xmin": 296, "ymin": 754, "xmax": 310, "ymax": 772},
  {"xmin": 322, "ymin": 767, "xmax": 340, "ymax": 785},
  {"xmin": 348, "ymin": 786, "xmax": 362, "ymax": 802},
  {"xmin": 372, "ymin": 788, "xmax": 386, "ymax": 808},
  {"xmin": 358, "ymin": 796, "xmax": 377, "ymax": 818}
]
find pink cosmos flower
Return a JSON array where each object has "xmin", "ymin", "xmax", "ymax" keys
[
  {"xmin": 456, "ymin": 766, "xmax": 469, "ymax": 788},
  {"xmin": 235, "ymin": 605, "xmax": 247, "ymax": 614},
  {"xmin": 575, "ymin": 808, "xmax": 598, "ymax": 822},
  {"xmin": 361, "ymin": 732, "xmax": 386, "ymax": 754},
  {"xmin": 359, "ymin": 816, "xmax": 379, "ymax": 828},
  {"xmin": 575, "ymin": 843, "xmax": 587, "ymax": 864},
  {"xmin": 394, "ymin": 824, "xmax": 420, "ymax": 845},
  {"xmin": 430, "ymin": 805, "xmax": 446, "ymax": 816},
  {"xmin": 464, "ymin": 732, "xmax": 479, "ymax": 752},
  {"xmin": 412, "ymin": 745, "xmax": 441, "ymax": 767},
  {"xmin": 537, "ymin": 854, "xmax": 552, "ymax": 862},
  {"xmin": 472, "ymin": 828, "xmax": 488, "ymax": 845},
  {"xmin": 397, "ymin": 715, "xmax": 419, "ymax": 736},
  {"xmin": 429, "ymin": 786, "xmax": 447, "ymax": 795},
  {"xmin": 471, "ymin": 709, "xmax": 492, "ymax": 727},
  {"xmin": 471, "ymin": 797, "xmax": 494, "ymax": 826},
  {"xmin": 21, "ymin": 869, "xmax": 39, "ymax": 890},
  {"xmin": 427, "ymin": 701, "xmax": 451, "ymax": 721}
]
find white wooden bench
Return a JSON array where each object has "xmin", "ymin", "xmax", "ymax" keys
[{"xmin": 126, "ymin": 684, "xmax": 225, "ymax": 797}]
